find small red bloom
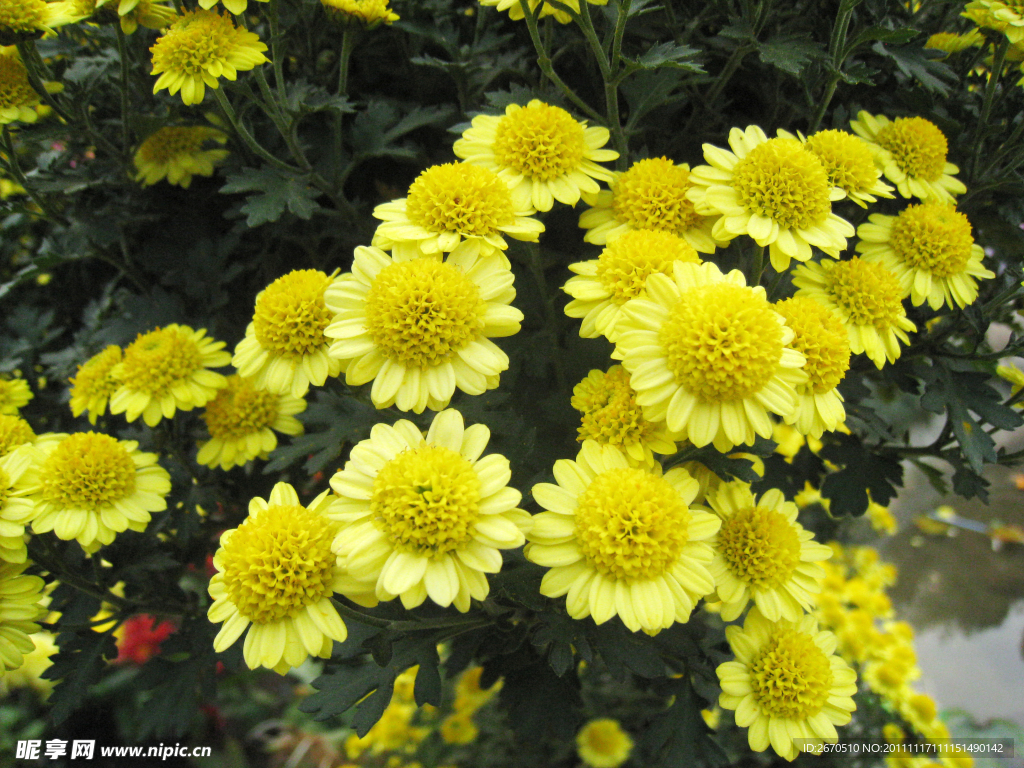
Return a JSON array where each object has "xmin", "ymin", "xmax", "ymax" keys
[{"xmin": 116, "ymin": 615, "xmax": 177, "ymax": 665}]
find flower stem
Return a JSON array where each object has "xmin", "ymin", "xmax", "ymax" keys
[
  {"xmin": 268, "ymin": 0, "xmax": 289, "ymax": 102},
  {"xmin": 212, "ymin": 87, "xmax": 303, "ymax": 175},
  {"xmin": 748, "ymin": 245, "xmax": 765, "ymax": 286},
  {"xmin": 115, "ymin": 25, "xmax": 132, "ymax": 156},
  {"xmin": 972, "ymin": 38, "xmax": 1009, "ymax": 179}
]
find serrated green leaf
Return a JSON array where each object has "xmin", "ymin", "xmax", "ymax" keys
[
  {"xmin": 870, "ymin": 42, "xmax": 955, "ymax": 95},
  {"xmin": 220, "ymin": 167, "xmax": 321, "ymax": 227},
  {"xmin": 820, "ymin": 432, "xmax": 903, "ymax": 516},
  {"xmin": 641, "ymin": 678, "xmax": 728, "ymax": 767},
  {"xmin": 757, "ymin": 36, "xmax": 825, "ymax": 76},
  {"xmin": 631, "ymin": 41, "xmax": 704, "ymax": 72}
]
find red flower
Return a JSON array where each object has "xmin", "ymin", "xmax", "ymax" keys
[{"xmin": 116, "ymin": 615, "xmax": 177, "ymax": 665}]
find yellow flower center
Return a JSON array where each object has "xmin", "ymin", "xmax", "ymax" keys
[
  {"xmin": 578, "ymin": 719, "xmax": 632, "ymax": 762},
  {"xmin": 136, "ymin": 126, "xmax": 220, "ymax": 165},
  {"xmin": 492, "ymin": 102, "xmax": 586, "ymax": 180},
  {"xmin": 750, "ymin": 627, "xmax": 834, "ymax": 719},
  {"xmin": 611, "ymin": 157, "xmax": 704, "ymax": 234},
  {"xmin": 0, "ymin": 414, "xmax": 33, "ymax": 457},
  {"xmin": 0, "ymin": 0, "xmax": 49, "ymax": 33},
  {"xmin": 150, "ymin": 10, "xmax": 241, "ymax": 78},
  {"xmin": 0, "ymin": 53, "xmax": 38, "ymax": 111},
  {"xmin": 574, "ymin": 467, "xmax": 690, "ymax": 582},
  {"xmin": 119, "ymin": 327, "xmax": 203, "ymax": 397},
  {"xmin": 889, "ymin": 203, "xmax": 974, "ymax": 278},
  {"xmin": 805, "ymin": 130, "xmax": 880, "ymax": 194},
  {"xmin": 253, "ymin": 269, "xmax": 334, "ymax": 357},
  {"xmin": 875, "ymin": 117, "xmax": 948, "ymax": 181},
  {"xmin": 70, "ymin": 345, "xmax": 122, "ymax": 403},
  {"xmin": 572, "ymin": 366, "xmax": 655, "ymax": 448},
  {"xmin": 595, "ymin": 229, "xmax": 700, "ymax": 303},
  {"xmin": 320, "ymin": 0, "xmax": 396, "ymax": 23},
  {"xmin": 370, "ymin": 445, "xmax": 481, "ymax": 556},
  {"xmin": 40, "ymin": 433, "xmax": 137, "ymax": 511},
  {"xmin": 731, "ymin": 138, "xmax": 831, "ymax": 230},
  {"xmin": 822, "ymin": 258, "xmax": 905, "ymax": 328},
  {"xmin": 364, "ymin": 258, "xmax": 483, "ymax": 367},
  {"xmin": 775, "ymin": 297, "xmax": 850, "ymax": 394},
  {"xmin": 660, "ymin": 283, "xmax": 783, "ymax": 403},
  {"xmin": 405, "ymin": 163, "xmax": 516, "ymax": 236},
  {"xmin": 717, "ymin": 505, "xmax": 801, "ymax": 588},
  {"xmin": 219, "ymin": 504, "xmax": 338, "ymax": 624},
  {"xmin": 203, "ymin": 376, "xmax": 279, "ymax": 440},
  {"xmin": 908, "ymin": 693, "xmax": 937, "ymax": 722}
]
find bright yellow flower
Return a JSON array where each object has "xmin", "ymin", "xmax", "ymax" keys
[
  {"xmin": 926, "ymin": 29, "xmax": 984, "ymax": 54},
  {"xmin": 440, "ymin": 712, "xmax": 479, "ymax": 744},
  {"xmin": 0, "ymin": 376, "xmax": 31, "ymax": 415},
  {"xmin": 964, "ymin": 0, "xmax": 1024, "ymax": 42},
  {"xmin": 0, "ymin": 630, "xmax": 56, "ymax": 696},
  {"xmin": 526, "ymin": 441, "xmax": 719, "ymax": 633},
  {"xmin": 797, "ymin": 128, "xmax": 895, "ymax": 207},
  {"xmin": 324, "ymin": 247, "xmax": 523, "ymax": 413},
  {"xmin": 134, "ymin": 126, "xmax": 229, "ymax": 188},
  {"xmin": 0, "ymin": 561, "xmax": 46, "ymax": 673},
  {"xmin": 0, "ymin": 414, "xmax": 33, "ymax": 458},
  {"xmin": 195, "ymin": 0, "xmax": 265, "ymax": 17},
  {"xmin": 114, "ymin": 0, "xmax": 176, "ymax": 34},
  {"xmin": 576, "ymin": 718, "xmax": 633, "ymax": 768},
  {"xmin": 320, "ymin": 0, "xmax": 398, "ymax": 24},
  {"xmin": 454, "ymin": 100, "xmax": 617, "ymax": 212},
  {"xmin": 0, "ymin": 446, "xmax": 37, "ymax": 563},
  {"xmin": 0, "ymin": 46, "xmax": 60, "ymax": 124},
  {"xmin": 0, "ymin": 0, "xmax": 84, "ymax": 37},
  {"xmin": 478, "ymin": 0, "xmax": 607, "ymax": 25},
  {"xmin": 330, "ymin": 409, "xmax": 530, "ymax": 611},
  {"xmin": 68, "ymin": 345, "xmax": 122, "ymax": 424}
]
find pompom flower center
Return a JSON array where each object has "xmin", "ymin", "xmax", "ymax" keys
[
  {"xmin": 150, "ymin": 10, "xmax": 241, "ymax": 78},
  {"xmin": 203, "ymin": 377, "xmax": 279, "ymax": 440},
  {"xmin": 405, "ymin": 163, "xmax": 516, "ymax": 236},
  {"xmin": 595, "ymin": 229, "xmax": 700, "ymax": 303},
  {"xmin": 775, "ymin": 297, "xmax": 850, "ymax": 393},
  {"xmin": 70, "ymin": 345, "xmax": 122, "ymax": 402},
  {"xmin": 364, "ymin": 258, "xmax": 483, "ymax": 367},
  {"xmin": 572, "ymin": 366, "xmax": 653, "ymax": 447},
  {"xmin": 0, "ymin": 0, "xmax": 49, "ymax": 33},
  {"xmin": 219, "ymin": 504, "xmax": 338, "ymax": 624},
  {"xmin": 0, "ymin": 54, "xmax": 38, "ymax": 111},
  {"xmin": 804, "ymin": 130, "xmax": 879, "ymax": 193},
  {"xmin": 40, "ymin": 433, "xmax": 136, "ymax": 510},
  {"xmin": 890, "ymin": 203, "xmax": 974, "ymax": 278},
  {"xmin": 717, "ymin": 505, "xmax": 801, "ymax": 588},
  {"xmin": 574, "ymin": 467, "xmax": 690, "ymax": 582},
  {"xmin": 731, "ymin": 138, "xmax": 831, "ymax": 230},
  {"xmin": 0, "ymin": 414, "xmax": 33, "ymax": 456},
  {"xmin": 370, "ymin": 445, "xmax": 481, "ymax": 555},
  {"xmin": 492, "ymin": 102, "xmax": 586, "ymax": 180},
  {"xmin": 136, "ymin": 127, "xmax": 216, "ymax": 165},
  {"xmin": 660, "ymin": 283, "xmax": 783, "ymax": 402},
  {"xmin": 611, "ymin": 157, "xmax": 703, "ymax": 232},
  {"xmin": 253, "ymin": 269, "xmax": 334, "ymax": 356},
  {"xmin": 875, "ymin": 117, "xmax": 947, "ymax": 181},
  {"xmin": 749, "ymin": 627, "xmax": 834, "ymax": 719},
  {"xmin": 120, "ymin": 327, "xmax": 203, "ymax": 397},
  {"xmin": 821, "ymin": 259, "xmax": 904, "ymax": 328}
]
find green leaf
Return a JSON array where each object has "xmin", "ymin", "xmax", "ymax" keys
[
  {"xmin": 499, "ymin": 659, "xmax": 582, "ymax": 752},
  {"xmin": 848, "ymin": 25, "xmax": 919, "ymax": 50},
  {"xmin": 587, "ymin": 621, "xmax": 667, "ymax": 678},
  {"xmin": 46, "ymin": 628, "xmax": 119, "ymax": 724},
  {"xmin": 285, "ymin": 80, "xmax": 355, "ymax": 115},
  {"xmin": 641, "ymin": 678, "xmax": 728, "ymax": 768},
  {"xmin": 820, "ymin": 432, "xmax": 903, "ymax": 516},
  {"xmin": 870, "ymin": 42, "xmax": 955, "ymax": 95},
  {"xmin": 757, "ymin": 36, "xmax": 825, "ymax": 76},
  {"xmin": 220, "ymin": 167, "xmax": 321, "ymax": 227},
  {"xmin": 349, "ymin": 101, "xmax": 455, "ymax": 159},
  {"xmin": 630, "ymin": 41, "xmax": 704, "ymax": 72},
  {"xmin": 531, "ymin": 612, "xmax": 592, "ymax": 676}
]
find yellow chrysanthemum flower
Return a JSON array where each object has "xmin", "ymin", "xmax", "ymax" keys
[
  {"xmin": 576, "ymin": 718, "xmax": 633, "ymax": 768},
  {"xmin": 774, "ymin": 297, "xmax": 850, "ymax": 438},
  {"xmin": 0, "ymin": 630, "xmax": 56, "ymax": 696},
  {"xmin": 717, "ymin": 608, "xmax": 858, "ymax": 761},
  {"xmin": 478, "ymin": 0, "xmax": 607, "ymax": 24},
  {"xmin": 926, "ymin": 29, "xmax": 984, "ymax": 54},
  {"xmin": 793, "ymin": 258, "xmax": 916, "ymax": 369},
  {"xmin": 453, "ymin": 100, "xmax": 618, "ymax": 212},
  {"xmin": 109, "ymin": 324, "xmax": 230, "ymax": 427},
  {"xmin": 324, "ymin": 247, "xmax": 523, "ymax": 413},
  {"xmin": 68, "ymin": 345, "xmax": 122, "ymax": 424},
  {"xmin": 0, "ymin": 376, "xmax": 31, "ymax": 415},
  {"xmin": 614, "ymin": 261, "xmax": 807, "ymax": 452},
  {"xmin": 29, "ymin": 432, "xmax": 171, "ymax": 550},
  {"xmin": 0, "ymin": 0, "xmax": 83, "ymax": 38},
  {"xmin": 330, "ymin": 409, "xmax": 530, "ymax": 611},
  {"xmin": 0, "ymin": 46, "xmax": 59, "ymax": 124},
  {"xmin": 150, "ymin": 9, "xmax": 269, "ymax": 106},
  {"xmin": 687, "ymin": 126, "xmax": 854, "ymax": 272},
  {"xmin": 0, "ymin": 446, "xmax": 37, "ymax": 563},
  {"xmin": 563, "ymin": 229, "xmax": 701, "ymax": 341},
  {"xmin": 372, "ymin": 163, "xmax": 544, "ymax": 263},
  {"xmin": 208, "ymin": 482, "xmax": 358, "ymax": 674},
  {"xmin": 134, "ymin": 126, "xmax": 229, "ymax": 188},
  {"xmin": 578, "ymin": 157, "xmax": 722, "ymax": 254},
  {"xmin": 706, "ymin": 482, "xmax": 833, "ymax": 622},
  {"xmin": 0, "ymin": 414, "xmax": 34, "ymax": 457},
  {"xmin": 797, "ymin": 128, "xmax": 895, "ymax": 208},
  {"xmin": 233, "ymin": 269, "xmax": 344, "ymax": 398},
  {"xmin": 0, "ymin": 561, "xmax": 45, "ymax": 673},
  {"xmin": 112, "ymin": 0, "xmax": 176, "ymax": 34},
  {"xmin": 197, "ymin": 375, "xmax": 304, "ymax": 470},
  {"xmin": 855, "ymin": 203, "xmax": 994, "ymax": 310},
  {"xmin": 850, "ymin": 112, "xmax": 966, "ymax": 203},
  {"xmin": 526, "ymin": 441, "xmax": 720, "ymax": 633},
  {"xmin": 440, "ymin": 712, "xmax": 479, "ymax": 744},
  {"xmin": 195, "ymin": 0, "xmax": 265, "ymax": 18},
  {"xmin": 571, "ymin": 365, "xmax": 679, "ymax": 467},
  {"xmin": 964, "ymin": 0, "xmax": 1024, "ymax": 42},
  {"xmin": 320, "ymin": 0, "xmax": 398, "ymax": 25}
]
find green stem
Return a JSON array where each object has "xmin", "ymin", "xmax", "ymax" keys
[
  {"xmin": 16, "ymin": 41, "xmax": 73, "ymax": 124},
  {"xmin": 748, "ymin": 245, "xmax": 765, "ymax": 286},
  {"xmin": 114, "ymin": 25, "xmax": 131, "ymax": 156},
  {"xmin": 525, "ymin": 242, "xmax": 569, "ymax": 395},
  {"xmin": 808, "ymin": 76, "xmax": 840, "ymax": 133},
  {"xmin": 268, "ymin": 0, "xmax": 288, "ymax": 102},
  {"xmin": 611, "ymin": 0, "xmax": 632, "ymax": 68},
  {"xmin": 972, "ymin": 38, "xmax": 1009, "ymax": 178},
  {"xmin": 0, "ymin": 127, "xmax": 62, "ymax": 223},
  {"xmin": 338, "ymin": 25, "xmax": 357, "ymax": 95},
  {"xmin": 212, "ymin": 87, "xmax": 302, "ymax": 175},
  {"xmin": 331, "ymin": 598, "xmax": 491, "ymax": 633}
]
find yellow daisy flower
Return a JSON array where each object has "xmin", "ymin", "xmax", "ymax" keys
[
  {"xmin": 320, "ymin": 0, "xmax": 398, "ymax": 25},
  {"xmin": 478, "ymin": 0, "xmax": 607, "ymax": 24},
  {"xmin": 526, "ymin": 442, "xmax": 719, "ymax": 633},
  {"xmin": 571, "ymin": 365, "xmax": 679, "ymax": 467},
  {"xmin": 0, "ymin": 376, "xmax": 31, "ymax": 415},
  {"xmin": 0, "ymin": 414, "xmax": 34, "ymax": 458},
  {"xmin": 195, "ymin": 0, "xmax": 265, "ymax": 17},
  {"xmin": 576, "ymin": 718, "xmax": 633, "ymax": 768},
  {"xmin": 792, "ymin": 258, "xmax": 916, "ymax": 369},
  {"xmin": 614, "ymin": 261, "xmax": 807, "ymax": 452},
  {"xmin": 563, "ymin": 229, "xmax": 701, "ymax": 341},
  {"xmin": 578, "ymin": 157, "xmax": 722, "ymax": 254},
  {"xmin": 150, "ymin": 9, "xmax": 269, "ymax": 106},
  {"xmin": 0, "ymin": 0, "xmax": 84, "ymax": 38},
  {"xmin": 0, "ymin": 446, "xmax": 37, "ymax": 563},
  {"xmin": 706, "ymin": 481, "xmax": 833, "ymax": 622},
  {"xmin": 453, "ymin": 100, "xmax": 618, "ymax": 212},
  {"xmin": 855, "ymin": 203, "xmax": 994, "ymax": 310},
  {"xmin": 371, "ymin": 162, "xmax": 544, "ymax": 263},
  {"xmin": 329, "ymin": 409, "xmax": 531, "ymax": 612},
  {"xmin": 687, "ymin": 126, "xmax": 854, "ymax": 272},
  {"xmin": 964, "ymin": 0, "xmax": 1024, "ymax": 42},
  {"xmin": 68, "ymin": 345, "xmax": 122, "ymax": 424},
  {"xmin": 717, "ymin": 607, "xmax": 858, "ymax": 761},
  {"xmin": 850, "ymin": 112, "xmax": 966, "ymax": 203},
  {"xmin": 324, "ymin": 246, "xmax": 523, "ymax": 413},
  {"xmin": 197, "ymin": 375, "xmax": 304, "ymax": 470},
  {"xmin": 109, "ymin": 324, "xmax": 230, "ymax": 427},
  {"xmin": 926, "ymin": 29, "xmax": 984, "ymax": 54},
  {"xmin": 796, "ymin": 128, "xmax": 895, "ymax": 208},
  {"xmin": 29, "ymin": 432, "xmax": 171, "ymax": 551},
  {"xmin": 134, "ymin": 126, "xmax": 229, "ymax": 189},
  {"xmin": 0, "ymin": 561, "xmax": 46, "ymax": 673},
  {"xmin": 112, "ymin": 0, "xmax": 176, "ymax": 34},
  {"xmin": 233, "ymin": 269, "xmax": 344, "ymax": 398},
  {"xmin": 208, "ymin": 482, "xmax": 359, "ymax": 674},
  {"xmin": 0, "ymin": 46, "xmax": 60, "ymax": 125},
  {"xmin": 774, "ymin": 297, "xmax": 851, "ymax": 439},
  {"xmin": 1, "ymin": 630, "xmax": 56, "ymax": 696}
]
